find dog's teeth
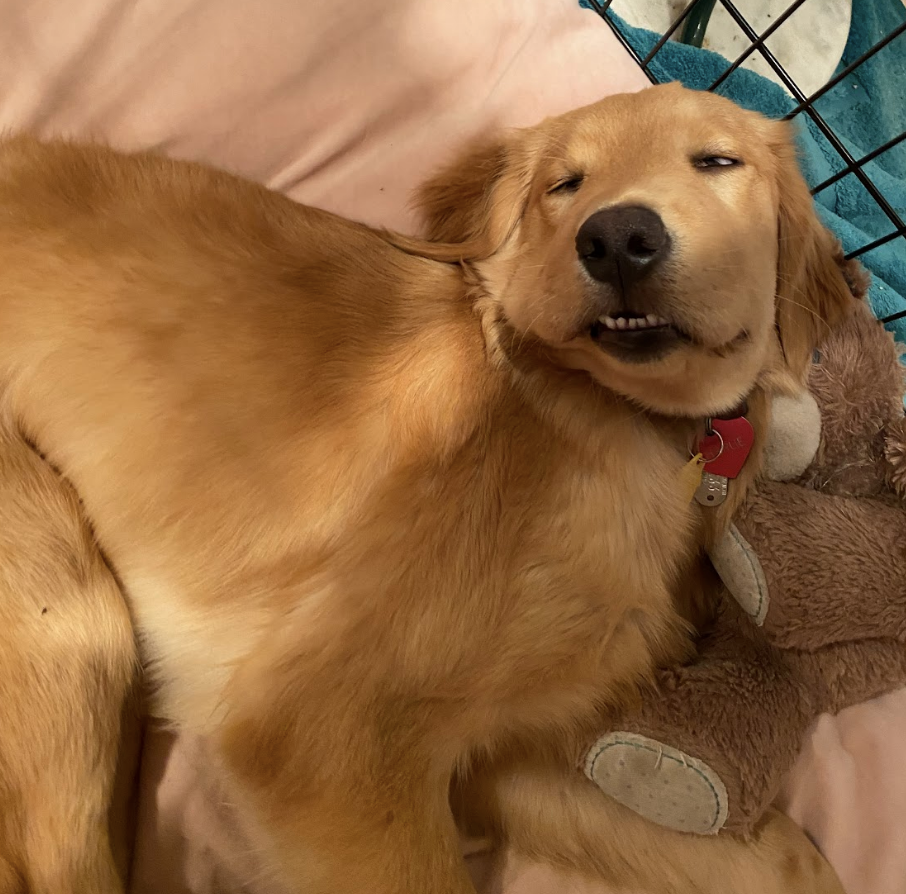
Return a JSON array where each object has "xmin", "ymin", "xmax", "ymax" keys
[{"xmin": 596, "ymin": 314, "xmax": 669, "ymax": 334}]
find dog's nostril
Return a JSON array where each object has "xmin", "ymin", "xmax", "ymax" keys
[
  {"xmin": 626, "ymin": 232, "xmax": 658, "ymax": 259},
  {"xmin": 580, "ymin": 236, "xmax": 607, "ymax": 260}
]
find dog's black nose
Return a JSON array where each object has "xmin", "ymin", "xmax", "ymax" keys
[{"xmin": 575, "ymin": 205, "xmax": 670, "ymax": 289}]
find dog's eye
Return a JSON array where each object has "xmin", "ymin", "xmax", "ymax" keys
[
  {"xmin": 694, "ymin": 156, "xmax": 741, "ymax": 169},
  {"xmin": 547, "ymin": 174, "xmax": 585, "ymax": 195}
]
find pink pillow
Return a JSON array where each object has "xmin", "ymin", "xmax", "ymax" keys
[{"xmin": 0, "ymin": 0, "xmax": 647, "ymax": 233}]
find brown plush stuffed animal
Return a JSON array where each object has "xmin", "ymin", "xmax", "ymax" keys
[{"xmin": 584, "ymin": 294, "xmax": 906, "ymax": 837}]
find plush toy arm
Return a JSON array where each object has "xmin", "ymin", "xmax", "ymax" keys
[
  {"xmin": 585, "ymin": 599, "xmax": 818, "ymax": 836},
  {"xmin": 724, "ymin": 481, "xmax": 906, "ymax": 650},
  {"xmin": 585, "ymin": 597, "xmax": 906, "ymax": 837}
]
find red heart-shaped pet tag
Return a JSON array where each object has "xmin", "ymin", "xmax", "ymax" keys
[{"xmin": 698, "ymin": 416, "xmax": 754, "ymax": 479}]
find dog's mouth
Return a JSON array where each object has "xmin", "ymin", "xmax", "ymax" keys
[{"xmin": 589, "ymin": 311, "xmax": 690, "ymax": 363}]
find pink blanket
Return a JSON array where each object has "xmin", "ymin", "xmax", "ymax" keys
[{"xmin": 1, "ymin": 2, "xmax": 903, "ymax": 891}]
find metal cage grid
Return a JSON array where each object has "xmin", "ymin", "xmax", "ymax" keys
[{"xmin": 586, "ymin": 0, "xmax": 906, "ymax": 326}]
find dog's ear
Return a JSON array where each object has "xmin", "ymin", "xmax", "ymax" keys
[
  {"xmin": 404, "ymin": 129, "xmax": 541, "ymax": 262},
  {"xmin": 769, "ymin": 121, "xmax": 857, "ymax": 385}
]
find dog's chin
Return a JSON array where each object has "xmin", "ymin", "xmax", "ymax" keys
[{"xmin": 556, "ymin": 336, "xmax": 760, "ymax": 419}]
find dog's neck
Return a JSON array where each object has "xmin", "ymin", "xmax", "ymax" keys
[{"xmin": 476, "ymin": 309, "xmax": 699, "ymax": 461}]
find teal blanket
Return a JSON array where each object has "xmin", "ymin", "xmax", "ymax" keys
[{"xmin": 581, "ymin": 0, "xmax": 906, "ymax": 346}]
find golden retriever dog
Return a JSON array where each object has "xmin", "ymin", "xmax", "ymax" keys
[{"xmin": 0, "ymin": 83, "xmax": 852, "ymax": 893}]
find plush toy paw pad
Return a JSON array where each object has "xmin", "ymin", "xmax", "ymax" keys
[
  {"xmin": 709, "ymin": 524, "xmax": 769, "ymax": 625},
  {"xmin": 584, "ymin": 732, "xmax": 729, "ymax": 835}
]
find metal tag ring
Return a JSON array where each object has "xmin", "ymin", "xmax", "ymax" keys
[{"xmin": 694, "ymin": 426, "xmax": 724, "ymax": 464}]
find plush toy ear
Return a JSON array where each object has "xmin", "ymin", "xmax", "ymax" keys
[
  {"xmin": 408, "ymin": 129, "xmax": 542, "ymax": 261},
  {"xmin": 769, "ymin": 122, "xmax": 856, "ymax": 385}
]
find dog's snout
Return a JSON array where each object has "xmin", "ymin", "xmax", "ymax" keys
[{"xmin": 575, "ymin": 205, "xmax": 670, "ymax": 289}]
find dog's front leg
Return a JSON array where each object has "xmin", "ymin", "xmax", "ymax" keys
[
  {"xmin": 457, "ymin": 752, "xmax": 844, "ymax": 894},
  {"xmin": 218, "ymin": 657, "xmax": 475, "ymax": 894}
]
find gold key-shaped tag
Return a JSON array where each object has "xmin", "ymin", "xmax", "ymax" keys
[{"xmin": 694, "ymin": 471, "xmax": 728, "ymax": 507}]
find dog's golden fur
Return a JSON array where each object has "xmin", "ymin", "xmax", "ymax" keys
[
  {"xmin": 0, "ymin": 411, "xmax": 136, "ymax": 893},
  {"xmin": 0, "ymin": 84, "xmax": 851, "ymax": 893}
]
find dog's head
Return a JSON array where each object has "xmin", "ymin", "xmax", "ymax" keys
[{"xmin": 414, "ymin": 83, "xmax": 855, "ymax": 417}]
